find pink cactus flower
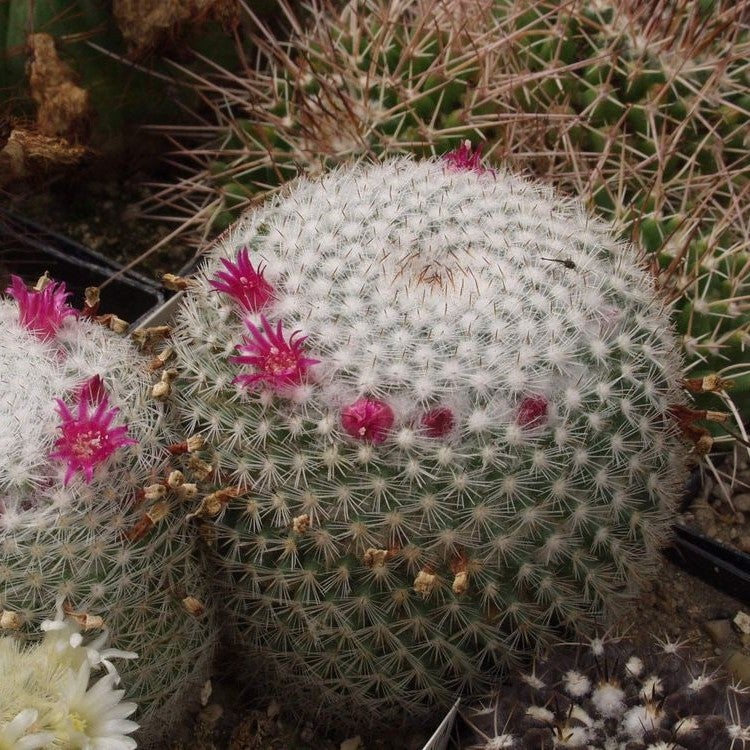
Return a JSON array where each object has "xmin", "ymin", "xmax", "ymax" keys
[
  {"xmin": 76, "ymin": 374, "xmax": 108, "ymax": 404},
  {"xmin": 516, "ymin": 395, "xmax": 549, "ymax": 428},
  {"xmin": 443, "ymin": 141, "xmax": 492, "ymax": 175},
  {"xmin": 232, "ymin": 316, "xmax": 319, "ymax": 391},
  {"xmin": 421, "ymin": 407, "xmax": 455, "ymax": 437},
  {"xmin": 341, "ymin": 398, "xmax": 395, "ymax": 443},
  {"xmin": 210, "ymin": 247, "xmax": 275, "ymax": 312},
  {"xmin": 49, "ymin": 382, "xmax": 137, "ymax": 484},
  {"xmin": 6, "ymin": 274, "xmax": 77, "ymax": 340}
]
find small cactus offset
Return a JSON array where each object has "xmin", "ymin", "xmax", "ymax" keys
[
  {"xmin": 0, "ymin": 275, "xmax": 216, "ymax": 746},
  {"xmin": 461, "ymin": 634, "xmax": 750, "ymax": 750},
  {"xmin": 171, "ymin": 155, "xmax": 690, "ymax": 727}
]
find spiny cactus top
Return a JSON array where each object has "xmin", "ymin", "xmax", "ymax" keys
[
  {"xmin": 461, "ymin": 635, "xmax": 750, "ymax": 750},
  {"xmin": 0, "ymin": 276, "xmax": 216, "ymax": 746},
  {"xmin": 173, "ymin": 155, "xmax": 689, "ymax": 726}
]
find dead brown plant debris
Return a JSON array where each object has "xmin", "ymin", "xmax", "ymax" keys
[
  {"xmin": 113, "ymin": 0, "xmax": 241, "ymax": 57},
  {"xmin": 27, "ymin": 33, "xmax": 90, "ymax": 141},
  {"xmin": 0, "ymin": 127, "xmax": 86, "ymax": 187}
]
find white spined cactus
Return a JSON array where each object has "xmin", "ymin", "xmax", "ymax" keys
[
  {"xmin": 0, "ymin": 277, "xmax": 216, "ymax": 747},
  {"xmin": 172, "ymin": 153, "xmax": 690, "ymax": 728},
  {"xmin": 461, "ymin": 635, "xmax": 750, "ymax": 750}
]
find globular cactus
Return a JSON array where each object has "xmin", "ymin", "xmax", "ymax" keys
[
  {"xmin": 146, "ymin": 0, "xmax": 750, "ymax": 420},
  {"xmin": 461, "ymin": 634, "xmax": 750, "ymax": 750},
  {"xmin": 0, "ymin": 603, "xmax": 139, "ymax": 749},
  {"xmin": 0, "ymin": 275, "xmax": 216, "ymax": 747},
  {"xmin": 170, "ymin": 155, "xmax": 690, "ymax": 729}
]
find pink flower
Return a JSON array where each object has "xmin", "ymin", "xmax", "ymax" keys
[
  {"xmin": 516, "ymin": 395, "xmax": 548, "ymax": 428},
  {"xmin": 76, "ymin": 374, "xmax": 107, "ymax": 404},
  {"xmin": 232, "ymin": 316, "xmax": 319, "ymax": 391},
  {"xmin": 421, "ymin": 407, "xmax": 455, "ymax": 437},
  {"xmin": 443, "ymin": 141, "xmax": 492, "ymax": 175},
  {"xmin": 210, "ymin": 247, "xmax": 275, "ymax": 312},
  {"xmin": 341, "ymin": 398, "xmax": 395, "ymax": 443},
  {"xmin": 6, "ymin": 274, "xmax": 77, "ymax": 340},
  {"xmin": 49, "ymin": 381, "xmax": 137, "ymax": 485}
]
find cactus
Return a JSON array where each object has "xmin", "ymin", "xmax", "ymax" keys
[
  {"xmin": 170, "ymin": 155, "xmax": 690, "ymax": 729},
  {"xmin": 0, "ymin": 275, "xmax": 216, "ymax": 747},
  {"xmin": 144, "ymin": 0, "xmax": 750, "ymax": 421},
  {"xmin": 461, "ymin": 634, "xmax": 750, "ymax": 750},
  {"xmin": 0, "ymin": 603, "xmax": 139, "ymax": 749}
]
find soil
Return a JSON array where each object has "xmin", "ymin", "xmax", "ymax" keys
[{"xmin": 3, "ymin": 174, "xmax": 749, "ymax": 750}]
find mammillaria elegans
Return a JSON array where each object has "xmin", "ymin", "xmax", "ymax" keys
[
  {"xmin": 171, "ymin": 154, "xmax": 691, "ymax": 729},
  {"xmin": 0, "ymin": 275, "xmax": 216, "ymax": 747}
]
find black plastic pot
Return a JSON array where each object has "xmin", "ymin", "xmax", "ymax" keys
[
  {"xmin": 666, "ymin": 523, "xmax": 750, "ymax": 605},
  {"xmin": 0, "ymin": 209, "xmax": 166, "ymax": 321}
]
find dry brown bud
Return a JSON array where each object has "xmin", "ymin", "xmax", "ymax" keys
[
  {"xmin": 143, "ymin": 483, "xmax": 167, "ymax": 501},
  {"xmin": 176, "ymin": 483, "xmax": 199, "ymax": 500},
  {"xmin": 148, "ymin": 346, "xmax": 175, "ymax": 372},
  {"xmin": 680, "ymin": 374, "xmax": 734, "ymax": 393},
  {"xmin": 292, "ymin": 513, "xmax": 311, "ymax": 534},
  {"xmin": 63, "ymin": 604, "xmax": 105, "ymax": 631},
  {"xmin": 167, "ymin": 470, "xmax": 185, "ymax": 489},
  {"xmin": 363, "ymin": 548, "xmax": 390, "ymax": 568},
  {"xmin": 162, "ymin": 273, "xmax": 199, "ymax": 291},
  {"xmin": 82, "ymin": 286, "xmax": 100, "ymax": 317},
  {"xmin": 187, "ymin": 487, "xmax": 240, "ymax": 520},
  {"xmin": 95, "ymin": 314, "xmax": 129, "ymax": 334},
  {"xmin": 187, "ymin": 455, "xmax": 213, "ymax": 481},
  {"xmin": 413, "ymin": 570, "xmax": 438, "ymax": 599},
  {"xmin": 182, "ymin": 596, "xmax": 206, "ymax": 617},
  {"xmin": 34, "ymin": 272, "xmax": 51, "ymax": 291},
  {"xmin": 0, "ymin": 610, "xmax": 22, "ymax": 629},
  {"xmin": 132, "ymin": 325, "xmax": 172, "ymax": 350},
  {"xmin": 168, "ymin": 435, "xmax": 206, "ymax": 455},
  {"xmin": 452, "ymin": 571, "xmax": 469, "ymax": 596},
  {"xmin": 151, "ymin": 370, "xmax": 178, "ymax": 400}
]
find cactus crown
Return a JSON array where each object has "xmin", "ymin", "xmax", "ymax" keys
[{"xmin": 173, "ymin": 155, "xmax": 688, "ymax": 725}]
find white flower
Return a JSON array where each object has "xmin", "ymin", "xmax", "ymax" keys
[
  {"xmin": 0, "ymin": 709, "xmax": 55, "ymax": 750},
  {"xmin": 40, "ymin": 606, "xmax": 137, "ymax": 683},
  {"xmin": 56, "ymin": 663, "xmax": 138, "ymax": 750}
]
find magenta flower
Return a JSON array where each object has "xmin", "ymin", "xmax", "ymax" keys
[
  {"xmin": 341, "ymin": 398, "xmax": 395, "ymax": 443},
  {"xmin": 232, "ymin": 316, "xmax": 319, "ymax": 391},
  {"xmin": 76, "ymin": 374, "xmax": 107, "ymax": 404},
  {"xmin": 49, "ymin": 384, "xmax": 137, "ymax": 485},
  {"xmin": 6, "ymin": 274, "xmax": 77, "ymax": 340},
  {"xmin": 516, "ymin": 395, "xmax": 548, "ymax": 428},
  {"xmin": 210, "ymin": 247, "xmax": 275, "ymax": 312},
  {"xmin": 443, "ymin": 141, "xmax": 492, "ymax": 175},
  {"xmin": 421, "ymin": 407, "xmax": 455, "ymax": 437}
]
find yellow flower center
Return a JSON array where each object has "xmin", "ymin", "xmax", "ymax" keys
[{"xmin": 70, "ymin": 711, "xmax": 88, "ymax": 733}]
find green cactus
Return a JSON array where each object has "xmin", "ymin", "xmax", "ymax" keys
[
  {"xmin": 170, "ymin": 155, "xmax": 690, "ymax": 730},
  {"xmin": 146, "ymin": 0, "xmax": 750, "ymax": 420},
  {"xmin": 0, "ymin": 276, "xmax": 216, "ymax": 747}
]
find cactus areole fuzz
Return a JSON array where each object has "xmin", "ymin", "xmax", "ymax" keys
[{"xmin": 173, "ymin": 154, "xmax": 689, "ymax": 725}]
